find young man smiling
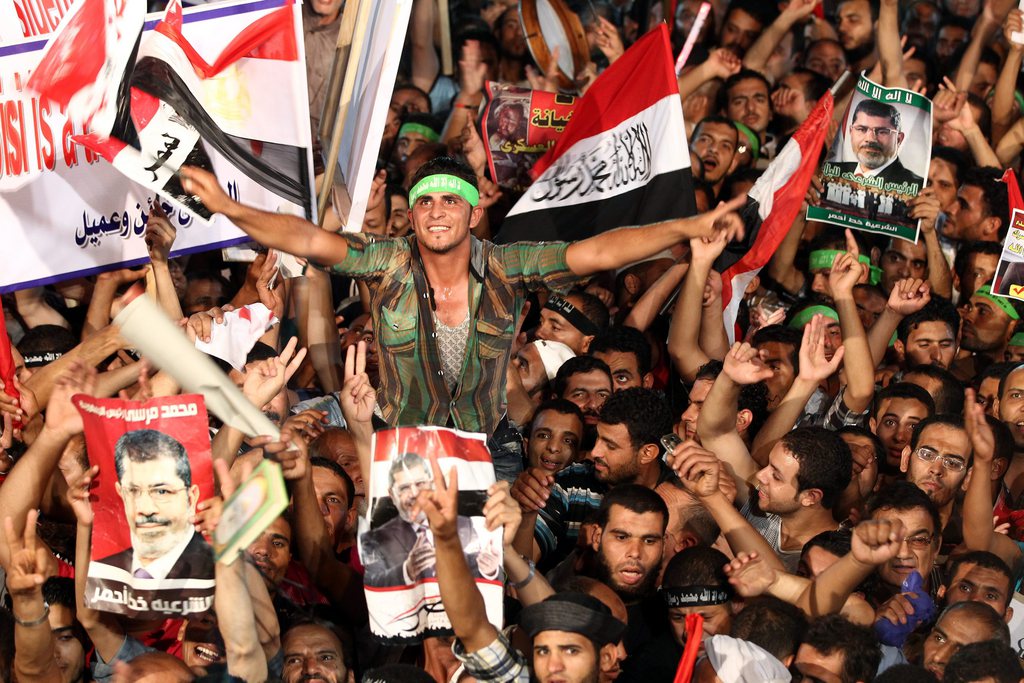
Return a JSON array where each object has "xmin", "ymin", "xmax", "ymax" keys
[{"xmin": 180, "ymin": 159, "xmax": 743, "ymax": 442}]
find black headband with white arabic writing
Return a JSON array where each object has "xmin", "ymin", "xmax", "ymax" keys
[
  {"xmin": 544, "ymin": 295, "xmax": 599, "ymax": 336},
  {"xmin": 662, "ymin": 585, "xmax": 732, "ymax": 607},
  {"xmin": 22, "ymin": 351, "xmax": 63, "ymax": 368}
]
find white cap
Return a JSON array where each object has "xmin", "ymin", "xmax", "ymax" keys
[{"xmin": 531, "ymin": 340, "xmax": 576, "ymax": 380}]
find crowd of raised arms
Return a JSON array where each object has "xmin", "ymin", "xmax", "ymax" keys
[{"xmin": 11, "ymin": 0, "xmax": 1024, "ymax": 681}]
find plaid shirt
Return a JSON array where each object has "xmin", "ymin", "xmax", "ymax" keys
[
  {"xmin": 452, "ymin": 629, "xmax": 530, "ymax": 683},
  {"xmin": 326, "ymin": 233, "xmax": 578, "ymax": 435}
]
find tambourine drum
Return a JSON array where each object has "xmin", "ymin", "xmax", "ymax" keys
[{"xmin": 519, "ymin": 0, "xmax": 590, "ymax": 89}]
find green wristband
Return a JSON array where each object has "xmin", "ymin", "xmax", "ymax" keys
[
  {"xmin": 788, "ymin": 305, "xmax": 839, "ymax": 329},
  {"xmin": 409, "ymin": 174, "xmax": 480, "ymax": 207},
  {"xmin": 398, "ymin": 122, "xmax": 440, "ymax": 142},
  {"xmin": 808, "ymin": 249, "xmax": 871, "ymax": 271},
  {"xmin": 975, "ymin": 285, "xmax": 1021, "ymax": 321}
]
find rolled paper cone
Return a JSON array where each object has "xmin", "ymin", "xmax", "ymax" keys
[{"xmin": 113, "ymin": 294, "xmax": 280, "ymax": 439}]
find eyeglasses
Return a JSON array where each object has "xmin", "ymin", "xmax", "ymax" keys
[
  {"xmin": 904, "ymin": 533, "xmax": 935, "ymax": 549},
  {"xmin": 915, "ymin": 446, "xmax": 967, "ymax": 473},
  {"xmin": 123, "ymin": 486, "xmax": 187, "ymax": 502},
  {"xmin": 852, "ymin": 125, "xmax": 897, "ymax": 138}
]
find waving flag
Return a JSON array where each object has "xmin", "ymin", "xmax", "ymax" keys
[
  {"xmin": 130, "ymin": 0, "xmax": 311, "ymax": 216},
  {"xmin": 494, "ymin": 24, "xmax": 695, "ymax": 243},
  {"xmin": 716, "ymin": 92, "xmax": 835, "ymax": 342}
]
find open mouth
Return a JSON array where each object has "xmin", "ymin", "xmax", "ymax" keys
[
  {"xmin": 619, "ymin": 567, "xmax": 645, "ymax": 585},
  {"xmin": 538, "ymin": 455, "xmax": 564, "ymax": 471},
  {"xmin": 193, "ymin": 644, "xmax": 223, "ymax": 663},
  {"xmin": 427, "ymin": 225, "xmax": 450, "ymax": 233}
]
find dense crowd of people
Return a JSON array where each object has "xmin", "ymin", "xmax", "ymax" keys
[{"xmin": 6, "ymin": 0, "xmax": 1024, "ymax": 681}]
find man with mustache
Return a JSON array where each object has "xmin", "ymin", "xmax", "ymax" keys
[
  {"xmin": 834, "ymin": 100, "xmax": 924, "ymax": 192},
  {"xmin": 95, "ymin": 429, "xmax": 213, "ymax": 582}
]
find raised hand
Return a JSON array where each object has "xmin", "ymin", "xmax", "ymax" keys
[
  {"xmin": 185, "ymin": 304, "xmax": 235, "ymax": 344},
  {"xmin": 1004, "ymin": 9, "xmax": 1024, "ymax": 52},
  {"xmin": 180, "ymin": 166, "xmax": 235, "ymax": 216},
  {"xmin": 46, "ymin": 362, "xmax": 98, "ymax": 439},
  {"xmin": 723, "ymin": 342, "xmax": 773, "ymax": 385},
  {"xmin": 510, "ymin": 467, "xmax": 554, "ymax": 512},
  {"xmin": 797, "ymin": 314, "xmax": 845, "ymax": 382},
  {"xmin": 689, "ymin": 229, "xmax": 730, "ymax": 266},
  {"xmin": 341, "ymin": 341, "xmax": 377, "ymax": 426},
  {"xmin": 483, "ymin": 480, "xmax": 521, "ymax": 547},
  {"xmin": 145, "ymin": 205, "xmax": 177, "ymax": 264},
  {"xmin": 908, "ymin": 188, "xmax": 941, "ymax": 235},
  {"xmin": 594, "ymin": 16, "xmax": 625, "ymax": 63},
  {"xmin": 255, "ymin": 250, "xmax": 284, "ymax": 320},
  {"xmin": 669, "ymin": 441, "xmax": 722, "ymax": 499},
  {"xmin": 459, "ymin": 119, "xmax": 488, "ymax": 177},
  {"xmin": 3, "ymin": 510, "xmax": 52, "ymax": 597},
  {"xmin": 964, "ymin": 388, "xmax": 995, "ymax": 464},
  {"xmin": 458, "ymin": 39, "xmax": 489, "ymax": 97},
  {"xmin": 65, "ymin": 465, "xmax": 98, "ymax": 526},
  {"xmin": 828, "ymin": 229, "xmax": 865, "ymax": 298},
  {"xmin": 723, "ymin": 551, "xmax": 777, "ymax": 597},
  {"xmin": 704, "ymin": 48, "xmax": 742, "ymax": 80},
  {"xmin": 687, "ymin": 196, "xmax": 746, "ymax": 243},
  {"xmin": 886, "ymin": 278, "xmax": 931, "ymax": 317},
  {"xmin": 241, "ymin": 336, "xmax": 307, "ymax": 410},
  {"xmin": 851, "ymin": 518, "xmax": 905, "ymax": 567}
]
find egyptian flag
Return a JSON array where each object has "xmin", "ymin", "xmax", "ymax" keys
[
  {"xmin": 715, "ymin": 92, "xmax": 834, "ymax": 343},
  {"xmin": 27, "ymin": 0, "xmax": 145, "ymax": 138},
  {"xmin": 129, "ymin": 0, "xmax": 312, "ymax": 217},
  {"xmin": 494, "ymin": 24, "xmax": 695, "ymax": 243}
]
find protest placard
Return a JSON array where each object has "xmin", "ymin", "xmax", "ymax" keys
[
  {"xmin": 359, "ymin": 426, "xmax": 503, "ymax": 643},
  {"xmin": 807, "ymin": 73, "xmax": 931, "ymax": 243},
  {"xmin": 0, "ymin": 0, "xmax": 315, "ymax": 293},
  {"xmin": 480, "ymin": 82, "xmax": 577, "ymax": 192},
  {"xmin": 334, "ymin": 0, "xmax": 412, "ymax": 232},
  {"xmin": 213, "ymin": 458, "xmax": 288, "ymax": 564},
  {"xmin": 73, "ymin": 393, "xmax": 216, "ymax": 620},
  {"xmin": 993, "ymin": 208, "xmax": 1024, "ymax": 299}
]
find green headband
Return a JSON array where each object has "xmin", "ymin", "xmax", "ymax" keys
[
  {"xmin": 733, "ymin": 121, "xmax": 760, "ymax": 159},
  {"xmin": 399, "ymin": 122, "xmax": 440, "ymax": 142},
  {"xmin": 1011, "ymin": 332, "xmax": 1024, "ymax": 347},
  {"xmin": 869, "ymin": 265, "xmax": 882, "ymax": 286},
  {"xmin": 975, "ymin": 285, "xmax": 1020, "ymax": 321},
  {"xmin": 408, "ymin": 174, "xmax": 480, "ymax": 207},
  {"xmin": 808, "ymin": 249, "xmax": 871, "ymax": 271},
  {"xmin": 788, "ymin": 305, "xmax": 839, "ymax": 329}
]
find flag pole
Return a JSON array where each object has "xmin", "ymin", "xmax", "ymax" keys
[
  {"xmin": 317, "ymin": 0, "xmax": 364, "ymax": 157},
  {"xmin": 438, "ymin": 0, "xmax": 453, "ymax": 75},
  {"xmin": 829, "ymin": 70, "xmax": 852, "ymax": 96},
  {"xmin": 317, "ymin": 0, "xmax": 373, "ymax": 227}
]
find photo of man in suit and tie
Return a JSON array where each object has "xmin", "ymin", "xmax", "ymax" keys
[
  {"xmin": 93, "ymin": 429, "xmax": 214, "ymax": 582},
  {"xmin": 359, "ymin": 451, "xmax": 500, "ymax": 587},
  {"xmin": 835, "ymin": 99, "xmax": 924, "ymax": 190}
]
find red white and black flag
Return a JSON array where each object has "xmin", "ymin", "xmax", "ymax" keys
[
  {"xmin": 494, "ymin": 24, "xmax": 695, "ymax": 243},
  {"xmin": 716, "ymin": 92, "xmax": 835, "ymax": 342}
]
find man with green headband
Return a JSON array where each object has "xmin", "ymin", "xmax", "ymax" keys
[
  {"xmin": 179, "ymin": 157, "xmax": 744, "ymax": 447},
  {"xmin": 957, "ymin": 286, "xmax": 1023, "ymax": 380},
  {"xmin": 393, "ymin": 114, "xmax": 441, "ymax": 164}
]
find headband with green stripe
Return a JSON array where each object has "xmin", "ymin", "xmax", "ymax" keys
[
  {"xmin": 398, "ymin": 122, "xmax": 440, "ymax": 142},
  {"xmin": 408, "ymin": 174, "xmax": 480, "ymax": 207},
  {"xmin": 1011, "ymin": 332, "xmax": 1024, "ymax": 347},
  {"xmin": 808, "ymin": 249, "xmax": 871, "ymax": 271},
  {"xmin": 974, "ymin": 285, "xmax": 1021, "ymax": 321},
  {"xmin": 788, "ymin": 305, "xmax": 839, "ymax": 329}
]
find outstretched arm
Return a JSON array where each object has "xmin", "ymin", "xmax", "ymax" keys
[
  {"xmin": 565, "ymin": 198, "xmax": 745, "ymax": 276},
  {"xmin": 668, "ymin": 234, "xmax": 728, "ymax": 382},
  {"xmin": 961, "ymin": 391, "xmax": 1023, "ymax": 568},
  {"xmin": 743, "ymin": 0, "xmax": 819, "ymax": 76},
  {"xmin": 877, "ymin": 0, "xmax": 907, "ymax": 89},
  {"xmin": 180, "ymin": 166, "xmax": 349, "ymax": 266}
]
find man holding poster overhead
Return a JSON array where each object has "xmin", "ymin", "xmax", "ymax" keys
[{"xmin": 179, "ymin": 160, "xmax": 744, "ymax": 443}]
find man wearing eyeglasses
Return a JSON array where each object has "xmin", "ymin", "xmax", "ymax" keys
[
  {"xmin": 836, "ymin": 100, "xmax": 925, "ymax": 192},
  {"xmin": 95, "ymin": 429, "xmax": 213, "ymax": 582},
  {"xmin": 899, "ymin": 415, "xmax": 972, "ymax": 531}
]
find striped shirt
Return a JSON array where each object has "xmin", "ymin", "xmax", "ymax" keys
[{"xmin": 325, "ymin": 233, "xmax": 578, "ymax": 435}]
